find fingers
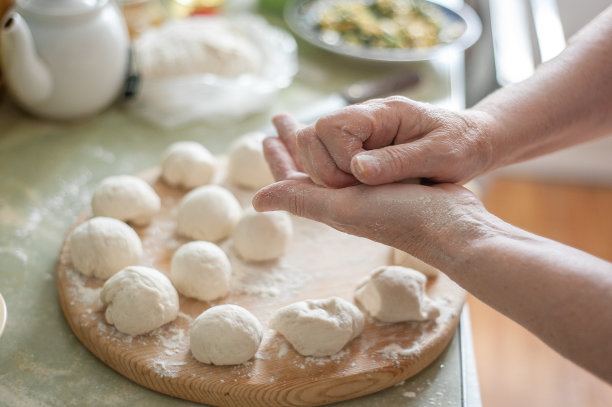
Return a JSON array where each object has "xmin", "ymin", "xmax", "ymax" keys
[
  {"xmin": 296, "ymin": 126, "xmax": 358, "ymax": 188},
  {"xmin": 272, "ymin": 114, "xmax": 304, "ymax": 171},
  {"xmin": 262, "ymin": 137, "xmax": 310, "ymax": 182},
  {"xmin": 252, "ymin": 179, "xmax": 332, "ymax": 222}
]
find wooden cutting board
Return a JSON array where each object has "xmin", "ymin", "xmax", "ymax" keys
[{"xmin": 57, "ymin": 168, "xmax": 465, "ymax": 407}]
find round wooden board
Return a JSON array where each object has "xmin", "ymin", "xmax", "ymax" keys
[{"xmin": 57, "ymin": 168, "xmax": 466, "ymax": 407}]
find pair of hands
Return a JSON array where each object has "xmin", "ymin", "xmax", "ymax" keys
[{"xmin": 252, "ymin": 96, "xmax": 492, "ymax": 264}]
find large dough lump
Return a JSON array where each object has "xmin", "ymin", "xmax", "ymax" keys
[
  {"xmin": 170, "ymin": 241, "xmax": 231, "ymax": 301},
  {"xmin": 355, "ymin": 266, "xmax": 439, "ymax": 323},
  {"xmin": 177, "ymin": 185, "xmax": 241, "ymax": 242},
  {"xmin": 161, "ymin": 141, "xmax": 216, "ymax": 189},
  {"xmin": 226, "ymin": 132, "xmax": 275, "ymax": 190},
  {"xmin": 69, "ymin": 217, "xmax": 142, "ymax": 279},
  {"xmin": 190, "ymin": 304, "xmax": 263, "ymax": 365},
  {"xmin": 270, "ymin": 297, "xmax": 364, "ymax": 357},
  {"xmin": 92, "ymin": 175, "xmax": 161, "ymax": 226},
  {"xmin": 232, "ymin": 209, "xmax": 292, "ymax": 262},
  {"xmin": 100, "ymin": 266, "xmax": 179, "ymax": 335}
]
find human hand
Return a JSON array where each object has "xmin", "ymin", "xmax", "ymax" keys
[
  {"xmin": 286, "ymin": 96, "xmax": 493, "ymax": 188},
  {"xmin": 254, "ymin": 115, "xmax": 488, "ymax": 266}
]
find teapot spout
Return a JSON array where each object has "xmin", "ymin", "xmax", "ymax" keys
[{"xmin": 1, "ymin": 12, "xmax": 53, "ymax": 105}]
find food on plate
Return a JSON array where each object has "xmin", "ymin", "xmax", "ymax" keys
[
  {"xmin": 190, "ymin": 304, "xmax": 263, "ymax": 365},
  {"xmin": 170, "ymin": 241, "xmax": 231, "ymax": 301},
  {"xmin": 232, "ymin": 209, "xmax": 292, "ymax": 262},
  {"xmin": 391, "ymin": 248, "xmax": 439, "ymax": 278},
  {"xmin": 318, "ymin": 0, "xmax": 456, "ymax": 49},
  {"xmin": 226, "ymin": 132, "xmax": 275, "ymax": 190},
  {"xmin": 92, "ymin": 175, "xmax": 161, "ymax": 226},
  {"xmin": 270, "ymin": 297, "xmax": 364, "ymax": 356},
  {"xmin": 161, "ymin": 141, "xmax": 217, "ymax": 189},
  {"xmin": 69, "ymin": 217, "xmax": 143, "ymax": 279},
  {"xmin": 354, "ymin": 265, "xmax": 439, "ymax": 322},
  {"xmin": 100, "ymin": 266, "xmax": 179, "ymax": 335},
  {"xmin": 177, "ymin": 185, "xmax": 242, "ymax": 242}
]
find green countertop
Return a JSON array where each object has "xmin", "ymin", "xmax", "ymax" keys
[{"xmin": 0, "ymin": 18, "xmax": 471, "ymax": 405}]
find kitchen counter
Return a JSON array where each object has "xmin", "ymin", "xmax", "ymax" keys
[{"xmin": 0, "ymin": 11, "xmax": 480, "ymax": 406}]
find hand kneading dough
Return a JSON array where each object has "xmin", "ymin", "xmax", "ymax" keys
[
  {"xmin": 232, "ymin": 209, "xmax": 292, "ymax": 261},
  {"xmin": 100, "ymin": 266, "xmax": 179, "ymax": 335},
  {"xmin": 391, "ymin": 248, "xmax": 439, "ymax": 278},
  {"xmin": 161, "ymin": 141, "xmax": 216, "ymax": 189},
  {"xmin": 70, "ymin": 217, "xmax": 142, "ymax": 279},
  {"xmin": 355, "ymin": 266, "xmax": 439, "ymax": 323},
  {"xmin": 170, "ymin": 241, "xmax": 231, "ymax": 301},
  {"xmin": 226, "ymin": 132, "xmax": 275, "ymax": 190},
  {"xmin": 270, "ymin": 297, "xmax": 364, "ymax": 357},
  {"xmin": 190, "ymin": 304, "xmax": 263, "ymax": 365},
  {"xmin": 177, "ymin": 185, "xmax": 241, "ymax": 242},
  {"xmin": 92, "ymin": 175, "xmax": 161, "ymax": 226}
]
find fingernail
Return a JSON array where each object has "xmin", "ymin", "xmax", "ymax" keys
[{"xmin": 352, "ymin": 154, "xmax": 379, "ymax": 178}]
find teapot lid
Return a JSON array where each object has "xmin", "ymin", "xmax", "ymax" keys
[{"xmin": 17, "ymin": 0, "xmax": 107, "ymax": 15}]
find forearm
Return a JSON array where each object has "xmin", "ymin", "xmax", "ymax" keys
[
  {"xmin": 428, "ymin": 212, "xmax": 612, "ymax": 382},
  {"xmin": 470, "ymin": 5, "xmax": 612, "ymax": 173}
]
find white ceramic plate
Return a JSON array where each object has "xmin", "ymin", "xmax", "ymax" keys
[
  {"xmin": 285, "ymin": 0, "xmax": 482, "ymax": 62},
  {"xmin": 0, "ymin": 293, "xmax": 6, "ymax": 338}
]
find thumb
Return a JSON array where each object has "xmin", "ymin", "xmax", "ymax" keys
[
  {"xmin": 350, "ymin": 143, "xmax": 428, "ymax": 185},
  {"xmin": 252, "ymin": 180, "xmax": 332, "ymax": 222}
]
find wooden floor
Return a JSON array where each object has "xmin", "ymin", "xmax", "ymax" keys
[{"xmin": 469, "ymin": 177, "xmax": 612, "ymax": 407}]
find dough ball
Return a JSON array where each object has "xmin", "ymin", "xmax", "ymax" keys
[
  {"xmin": 232, "ymin": 209, "xmax": 292, "ymax": 262},
  {"xmin": 100, "ymin": 266, "xmax": 179, "ymax": 335},
  {"xmin": 391, "ymin": 248, "xmax": 439, "ymax": 278},
  {"xmin": 161, "ymin": 141, "xmax": 216, "ymax": 189},
  {"xmin": 190, "ymin": 304, "xmax": 263, "ymax": 365},
  {"xmin": 177, "ymin": 185, "xmax": 242, "ymax": 242},
  {"xmin": 270, "ymin": 297, "xmax": 364, "ymax": 357},
  {"xmin": 355, "ymin": 266, "xmax": 439, "ymax": 323},
  {"xmin": 69, "ymin": 217, "xmax": 143, "ymax": 279},
  {"xmin": 92, "ymin": 175, "xmax": 161, "ymax": 226},
  {"xmin": 226, "ymin": 132, "xmax": 275, "ymax": 190},
  {"xmin": 170, "ymin": 241, "xmax": 231, "ymax": 301}
]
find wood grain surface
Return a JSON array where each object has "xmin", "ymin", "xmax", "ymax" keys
[{"xmin": 57, "ymin": 168, "xmax": 465, "ymax": 407}]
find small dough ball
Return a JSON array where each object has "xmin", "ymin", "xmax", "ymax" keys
[
  {"xmin": 177, "ymin": 185, "xmax": 241, "ymax": 242},
  {"xmin": 270, "ymin": 297, "xmax": 364, "ymax": 357},
  {"xmin": 190, "ymin": 304, "xmax": 263, "ymax": 365},
  {"xmin": 100, "ymin": 266, "xmax": 179, "ymax": 335},
  {"xmin": 227, "ymin": 132, "xmax": 275, "ymax": 190},
  {"xmin": 70, "ymin": 217, "xmax": 143, "ymax": 279},
  {"xmin": 92, "ymin": 175, "xmax": 161, "ymax": 226},
  {"xmin": 392, "ymin": 248, "xmax": 439, "ymax": 278},
  {"xmin": 232, "ymin": 209, "xmax": 292, "ymax": 262},
  {"xmin": 170, "ymin": 241, "xmax": 231, "ymax": 301},
  {"xmin": 355, "ymin": 266, "xmax": 439, "ymax": 323},
  {"xmin": 161, "ymin": 141, "xmax": 216, "ymax": 189}
]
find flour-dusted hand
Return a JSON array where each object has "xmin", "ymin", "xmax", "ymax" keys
[{"xmin": 284, "ymin": 97, "xmax": 494, "ymax": 187}]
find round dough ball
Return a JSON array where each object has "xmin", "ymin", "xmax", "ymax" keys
[
  {"xmin": 391, "ymin": 248, "xmax": 439, "ymax": 278},
  {"xmin": 232, "ymin": 209, "xmax": 292, "ymax": 262},
  {"xmin": 177, "ymin": 185, "xmax": 242, "ymax": 242},
  {"xmin": 92, "ymin": 175, "xmax": 161, "ymax": 226},
  {"xmin": 100, "ymin": 266, "xmax": 179, "ymax": 335},
  {"xmin": 270, "ymin": 297, "xmax": 364, "ymax": 357},
  {"xmin": 226, "ymin": 132, "xmax": 275, "ymax": 190},
  {"xmin": 170, "ymin": 241, "xmax": 231, "ymax": 301},
  {"xmin": 354, "ymin": 266, "xmax": 439, "ymax": 323},
  {"xmin": 69, "ymin": 217, "xmax": 143, "ymax": 279},
  {"xmin": 190, "ymin": 304, "xmax": 263, "ymax": 365},
  {"xmin": 161, "ymin": 141, "xmax": 216, "ymax": 189}
]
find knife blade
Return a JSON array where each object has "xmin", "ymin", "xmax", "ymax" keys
[{"xmin": 263, "ymin": 71, "xmax": 420, "ymax": 134}]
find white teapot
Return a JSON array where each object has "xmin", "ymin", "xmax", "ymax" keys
[{"xmin": 1, "ymin": 0, "xmax": 130, "ymax": 120}]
